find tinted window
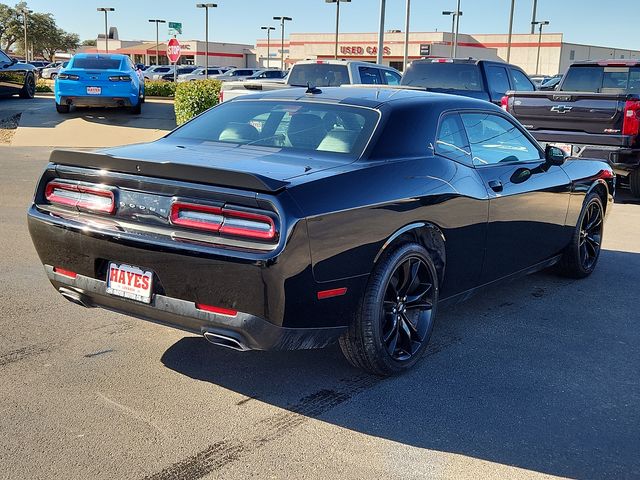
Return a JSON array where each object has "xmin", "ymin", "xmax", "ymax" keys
[
  {"xmin": 72, "ymin": 57, "xmax": 122, "ymax": 70},
  {"xmin": 511, "ymin": 69, "xmax": 535, "ymax": 91},
  {"xmin": 461, "ymin": 113, "xmax": 541, "ymax": 166},
  {"xmin": 562, "ymin": 66, "xmax": 603, "ymax": 92},
  {"xmin": 630, "ymin": 68, "xmax": 640, "ymax": 93},
  {"xmin": 0, "ymin": 50, "xmax": 12, "ymax": 63},
  {"xmin": 288, "ymin": 64, "xmax": 349, "ymax": 87},
  {"xmin": 359, "ymin": 66, "xmax": 383, "ymax": 85},
  {"xmin": 171, "ymin": 101, "xmax": 379, "ymax": 159},
  {"xmin": 155, "ymin": 67, "xmax": 171, "ymax": 73},
  {"xmin": 383, "ymin": 70, "xmax": 401, "ymax": 85},
  {"xmin": 435, "ymin": 114, "xmax": 472, "ymax": 165},
  {"xmin": 401, "ymin": 63, "xmax": 483, "ymax": 91},
  {"xmin": 485, "ymin": 66, "xmax": 511, "ymax": 97}
]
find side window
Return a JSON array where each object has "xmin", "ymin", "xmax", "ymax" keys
[
  {"xmin": 359, "ymin": 66, "xmax": 383, "ymax": 85},
  {"xmin": 511, "ymin": 69, "xmax": 535, "ymax": 91},
  {"xmin": 383, "ymin": 70, "xmax": 401, "ymax": 85},
  {"xmin": 485, "ymin": 66, "xmax": 512, "ymax": 98},
  {"xmin": 0, "ymin": 50, "xmax": 12, "ymax": 63},
  {"xmin": 435, "ymin": 114, "xmax": 472, "ymax": 166},
  {"xmin": 461, "ymin": 113, "xmax": 542, "ymax": 166}
]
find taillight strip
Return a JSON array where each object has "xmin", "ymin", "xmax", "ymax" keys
[
  {"xmin": 170, "ymin": 201, "xmax": 223, "ymax": 232},
  {"xmin": 45, "ymin": 181, "xmax": 115, "ymax": 214}
]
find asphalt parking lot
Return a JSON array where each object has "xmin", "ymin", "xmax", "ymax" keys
[{"xmin": 1, "ymin": 98, "xmax": 639, "ymax": 480}]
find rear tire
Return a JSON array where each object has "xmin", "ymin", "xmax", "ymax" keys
[
  {"xmin": 130, "ymin": 93, "xmax": 142, "ymax": 114},
  {"xmin": 50, "ymin": 73, "xmax": 57, "ymax": 80},
  {"xmin": 630, "ymin": 169, "xmax": 640, "ymax": 198},
  {"xmin": 55, "ymin": 103, "xmax": 70, "ymax": 114},
  {"xmin": 339, "ymin": 242, "xmax": 439, "ymax": 376},
  {"xmin": 19, "ymin": 73, "xmax": 35, "ymax": 99},
  {"xmin": 556, "ymin": 192, "xmax": 604, "ymax": 278}
]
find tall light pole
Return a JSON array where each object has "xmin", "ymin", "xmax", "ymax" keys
[
  {"xmin": 19, "ymin": 8, "xmax": 32, "ymax": 61},
  {"xmin": 273, "ymin": 16, "xmax": 292, "ymax": 70},
  {"xmin": 442, "ymin": 10, "xmax": 462, "ymax": 58},
  {"xmin": 376, "ymin": 0, "xmax": 386, "ymax": 64},
  {"xmin": 506, "ymin": 0, "xmax": 516, "ymax": 62},
  {"xmin": 261, "ymin": 26, "xmax": 276, "ymax": 68},
  {"xmin": 325, "ymin": 0, "xmax": 351, "ymax": 60},
  {"xmin": 532, "ymin": 20, "xmax": 549, "ymax": 74},
  {"xmin": 530, "ymin": 0, "xmax": 538, "ymax": 34},
  {"xmin": 403, "ymin": 0, "xmax": 410, "ymax": 72},
  {"xmin": 97, "ymin": 8, "xmax": 115, "ymax": 53},
  {"xmin": 196, "ymin": 3, "xmax": 217, "ymax": 79},
  {"xmin": 148, "ymin": 19, "xmax": 166, "ymax": 66},
  {"xmin": 453, "ymin": 0, "xmax": 462, "ymax": 58}
]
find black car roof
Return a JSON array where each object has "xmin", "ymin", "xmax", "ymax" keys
[{"xmin": 233, "ymin": 86, "xmax": 500, "ymax": 111}]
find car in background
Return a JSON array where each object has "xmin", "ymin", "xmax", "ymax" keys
[
  {"xmin": 400, "ymin": 58, "xmax": 535, "ymax": 106},
  {"xmin": 54, "ymin": 53, "xmax": 144, "ymax": 114},
  {"xmin": 539, "ymin": 74, "xmax": 563, "ymax": 91},
  {"xmin": 41, "ymin": 61, "xmax": 68, "ymax": 80},
  {"xmin": 529, "ymin": 75, "xmax": 551, "ymax": 87},
  {"xmin": 176, "ymin": 67, "xmax": 228, "ymax": 82},
  {"xmin": 28, "ymin": 87, "xmax": 613, "ymax": 375},
  {"xmin": 28, "ymin": 60, "xmax": 49, "ymax": 76},
  {"xmin": 245, "ymin": 69, "xmax": 288, "ymax": 81},
  {"xmin": 211, "ymin": 68, "xmax": 262, "ymax": 82},
  {"xmin": 160, "ymin": 66, "xmax": 199, "ymax": 82},
  {"xmin": 0, "ymin": 48, "xmax": 36, "ymax": 98},
  {"xmin": 143, "ymin": 65, "xmax": 175, "ymax": 81}
]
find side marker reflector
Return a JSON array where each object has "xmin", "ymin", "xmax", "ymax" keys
[
  {"xmin": 196, "ymin": 303, "xmax": 238, "ymax": 317},
  {"xmin": 317, "ymin": 287, "xmax": 348, "ymax": 300},
  {"xmin": 54, "ymin": 267, "xmax": 78, "ymax": 279}
]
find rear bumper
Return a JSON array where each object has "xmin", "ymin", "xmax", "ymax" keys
[
  {"xmin": 45, "ymin": 265, "xmax": 345, "ymax": 350},
  {"xmin": 57, "ymin": 95, "xmax": 135, "ymax": 107}
]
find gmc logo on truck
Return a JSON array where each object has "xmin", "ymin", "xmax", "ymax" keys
[{"xmin": 551, "ymin": 105, "xmax": 573, "ymax": 114}]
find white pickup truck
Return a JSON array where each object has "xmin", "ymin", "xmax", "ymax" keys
[{"xmin": 219, "ymin": 59, "xmax": 402, "ymax": 102}]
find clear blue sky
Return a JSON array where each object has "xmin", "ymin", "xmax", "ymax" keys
[{"xmin": 17, "ymin": 0, "xmax": 640, "ymax": 50}]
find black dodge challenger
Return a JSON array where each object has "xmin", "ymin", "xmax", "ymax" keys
[{"xmin": 27, "ymin": 87, "xmax": 614, "ymax": 375}]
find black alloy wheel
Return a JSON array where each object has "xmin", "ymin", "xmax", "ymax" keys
[
  {"xmin": 579, "ymin": 199, "xmax": 603, "ymax": 271},
  {"xmin": 382, "ymin": 256, "xmax": 435, "ymax": 361},
  {"xmin": 19, "ymin": 73, "xmax": 36, "ymax": 99}
]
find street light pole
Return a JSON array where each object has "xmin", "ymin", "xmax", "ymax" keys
[
  {"xmin": 261, "ymin": 26, "xmax": 276, "ymax": 68},
  {"xmin": 196, "ymin": 4, "xmax": 217, "ymax": 79},
  {"xmin": 19, "ymin": 8, "xmax": 32, "ymax": 62},
  {"xmin": 273, "ymin": 16, "xmax": 292, "ymax": 70},
  {"xmin": 97, "ymin": 8, "xmax": 115, "ymax": 53},
  {"xmin": 532, "ymin": 20, "xmax": 549, "ymax": 74},
  {"xmin": 530, "ymin": 0, "xmax": 538, "ymax": 34},
  {"xmin": 442, "ymin": 10, "xmax": 462, "ymax": 58},
  {"xmin": 148, "ymin": 19, "xmax": 166, "ymax": 66},
  {"xmin": 376, "ymin": 0, "xmax": 386, "ymax": 64},
  {"xmin": 325, "ymin": 0, "xmax": 351, "ymax": 60},
  {"xmin": 403, "ymin": 0, "xmax": 410, "ymax": 72},
  {"xmin": 453, "ymin": 0, "xmax": 461, "ymax": 58},
  {"xmin": 506, "ymin": 0, "xmax": 515, "ymax": 62}
]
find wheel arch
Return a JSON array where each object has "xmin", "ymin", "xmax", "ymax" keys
[
  {"xmin": 587, "ymin": 179, "xmax": 610, "ymax": 213},
  {"xmin": 373, "ymin": 222, "xmax": 446, "ymax": 285}
]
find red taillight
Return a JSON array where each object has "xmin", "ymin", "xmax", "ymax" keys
[
  {"xmin": 622, "ymin": 100, "xmax": 640, "ymax": 137},
  {"xmin": 169, "ymin": 201, "xmax": 277, "ymax": 241},
  {"xmin": 196, "ymin": 303, "xmax": 238, "ymax": 316},
  {"xmin": 317, "ymin": 287, "xmax": 348, "ymax": 300},
  {"xmin": 53, "ymin": 266, "xmax": 77, "ymax": 279},
  {"xmin": 45, "ymin": 181, "xmax": 115, "ymax": 214},
  {"xmin": 501, "ymin": 95, "xmax": 509, "ymax": 111}
]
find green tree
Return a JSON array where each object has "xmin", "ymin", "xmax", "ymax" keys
[
  {"xmin": 81, "ymin": 39, "xmax": 96, "ymax": 47},
  {"xmin": 0, "ymin": 2, "xmax": 23, "ymax": 51}
]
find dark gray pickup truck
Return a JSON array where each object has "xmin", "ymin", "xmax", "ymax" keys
[{"xmin": 503, "ymin": 60, "xmax": 640, "ymax": 196}]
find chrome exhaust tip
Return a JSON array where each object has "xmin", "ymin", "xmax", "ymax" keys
[
  {"xmin": 59, "ymin": 287, "xmax": 94, "ymax": 308},
  {"xmin": 203, "ymin": 331, "xmax": 250, "ymax": 352}
]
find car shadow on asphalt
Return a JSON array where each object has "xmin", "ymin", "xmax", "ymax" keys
[{"xmin": 161, "ymin": 249, "xmax": 640, "ymax": 479}]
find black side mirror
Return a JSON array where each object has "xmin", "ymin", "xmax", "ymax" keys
[{"xmin": 545, "ymin": 145, "xmax": 567, "ymax": 166}]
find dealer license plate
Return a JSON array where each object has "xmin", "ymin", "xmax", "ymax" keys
[
  {"xmin": 106, "ymin": 263, "xmax": 153, "ymax": 304},
  {"xmin": 86, "ymin": 86, "xmax": 102, "ymax": 95}
]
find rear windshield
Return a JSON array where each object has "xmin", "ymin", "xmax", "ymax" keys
[
  {"xmin": 288, "ymin": 64, "xmax": 350, "ymax": 87},
  {"xmin": 562, "ymin": 66, "xmax": 640, "ymax": 93},
  {"xmin": 402, "ymin": 63, "xmax": 484, "ymax": 91},
  {"xmin": 170, "ymin": 100, "xmax": 379, "ymax": 158},
  {"xmin": 72, "ymin": 57, "xmax": 122, "ymax": 70}
]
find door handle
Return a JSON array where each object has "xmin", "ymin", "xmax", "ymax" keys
[{"xmin": 488, "ymin": 180, "xmax": 503, "ymax": 192}]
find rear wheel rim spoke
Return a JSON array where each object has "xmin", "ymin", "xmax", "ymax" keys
[{"xmin": 579, "ymin": 201, "xmax": 602, "ymax": 270}]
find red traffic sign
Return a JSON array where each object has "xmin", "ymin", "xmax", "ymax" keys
[{"xmin": 167, "ymin": 38, "xmax": 181, "ymax": 63}]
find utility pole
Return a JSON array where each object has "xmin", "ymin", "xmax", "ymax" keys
[
  {"xmin": 97, "ymin": 8, "xmax": 115, "ymax": 53},
  {"xmin": 453, "ymin": 0, "xmax": 461, "ymax": 57},
  {"xmin": 196, "ymin": 4, "xmax": 217, "ymax": 79},
  {"xmin": 530, "ymin": 0, "xmax": 538, "ymax": 34},
  {"xmin": 532, "ymin": 20, "xmax": 549, "ymax": 74},
  {"xmin": 403, "ymin": 0, "xmax": 410, "ymax": 71},
  {"xmin": 148, "ymin": 19, "xmax": 166, "ymax": 65},
  {"xmin": 325, "ymin": 0, "xmax": 351, "ymax": 60},
  {"xmin": 506, "ymin": 0, "xmax": 515, "ymax": 62},
  {"xmin": 273, "ymin": 16, "xmax": 292, "ymax": 70},
  {"xmin": 19, "ymin": 8, "xmax": 32, "ymax": 62},
  {"xmin": 376, "ymin": 0, "xmax": 386, "ymax": 64},
  {"xmin": 442, "ymin": 10, "xmax": 462, "ymax": 58},
  {"xmin": 261, "ymin": 26, "xmax": 276, "ymax": 68}
]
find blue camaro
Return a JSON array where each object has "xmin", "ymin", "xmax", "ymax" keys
[{"xmin": 54, "ymin": 53, "xmax": 144, "ymax": 114}]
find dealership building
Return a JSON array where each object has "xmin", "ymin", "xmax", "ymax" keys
[{"xmin": 256, "ymin": 30, "xmax": 640, "ymax": 75}]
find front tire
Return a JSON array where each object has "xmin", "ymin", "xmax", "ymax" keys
[
  {"xmin": 556, "ymin": 192, "xmax": 604, "ymax": 278},
  {"xmin": 339, "ymin": 243, "xmax": 439, "ymax": 376},
  {"xmin": 19, "ymin": 73, "xmax": 36, "ymax": 99},
  {"xmin": 630, "ymin": 169, "xmax": 640, "ymax": 198}
]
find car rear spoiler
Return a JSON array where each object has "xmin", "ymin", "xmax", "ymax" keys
[{"xmin": 49, "ymin": 149, "xmax": 290, "ymax": 193}]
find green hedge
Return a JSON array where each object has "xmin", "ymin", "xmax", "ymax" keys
[
  {"xmin": 35, "ymin": 79, "xmax": 52, "ymax": 93},
  {"xmin": 144, "ymin": 80, "xmax": 176, "ymax": 97},
  {"xmin": 174, "ymin": 80, "xmax": 222, "ymax": 125}
]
